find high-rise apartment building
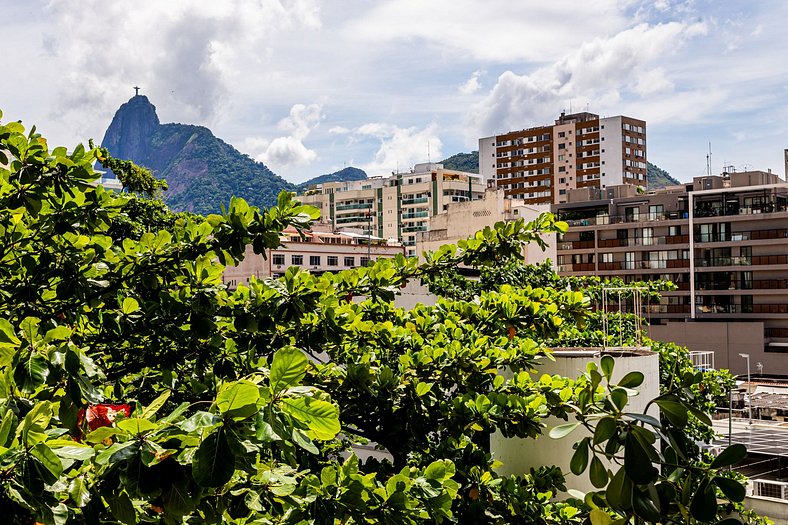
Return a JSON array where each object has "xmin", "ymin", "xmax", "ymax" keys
[
  {"xmin": 479, "ymin": 112, "xmax": 647, "ymax": 205},
  {"xmin": 299, "ymin": 163, "xmax": 485, "ymax": 256},
  {"xmin": 552, "ymin": 170, "xmax": 788, "ymax": 374}
]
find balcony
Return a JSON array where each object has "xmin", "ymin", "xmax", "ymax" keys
[
  {"xmin": 694, "ymin": 202, "xmax": 788, "ymax": 218},
  {"xmin": 695, "ymin": 255, "xmax": 788, "ymax": 267},
  {"xmin": 402, "ymin": 225, "xmax": 427, "ymax": 233},
  {"xmin": 402, "ymin": 197, "xmax": 429, "ymax": 205},
  {"xmin": 696, "ymin": 278, "xmax": 788, "ymax": 291},
  {"xmin": 335, "ymin": 216, "xmax": 372, "ymax": 224},
  {"xmin": 335, "ymin": 203, "xmax": 372, "ymax": 211},
  {"xmin": 401, "ymin": 211, "xmax": 429, "ymax": 219}
]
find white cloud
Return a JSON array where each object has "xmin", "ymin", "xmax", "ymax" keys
[
  {"xmin": 352, "ymin": 123, "xmax": 442, "ymax": 176},
  {"xmin": 635, "ymin": 68, "xmax": 675, "ymax": 96},
  {"xmin": 245, "ymin": 103, "xmax": 323, "ymax": 167},
  {"xmin": 346, "ymin": 0, "xmax": 626, "ymax": 62},
  {"xmin": 41, "ymin": 0, "xmax": 323, "ymax": 127},
  {"xmin": 329, "ymin": 126, "xmax": 351, "ymax": 134},
  {"xmin": 459, "ymin": 71, "xmax": 484, "ymax": 95},
  {"xmin": 466, "ymin": 21, "xmax": 707, "ymax": 138}
]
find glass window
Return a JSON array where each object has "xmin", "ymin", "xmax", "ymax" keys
[
  {"xmin": 344, "ymin": 256, "xmax": 355, "ymax": 267},
  {"xmin": 309, "ymin": 255, "xmax": 321, "ymax": 266},
  {"xmin": 327, "ymin": 256, "xmax": 338, "ymax": 266},
  {"xmin": 360, "ymin": 257, "xmax": 370, "ymax": 266},
  {"xmin": 291, "ymin": 255, "xmax": 303, "ymax": 265},
  {"xmin": 272, "ymin": 254, "xmax": 285, "ymax": 265}
]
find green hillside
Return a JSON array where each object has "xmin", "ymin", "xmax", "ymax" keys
[
  {"xmin": 100, "ymin": 95, "xmax": 295, "ymax": 215},
  {"xmin": 646, "ymin": 161, "xmax": 680, "ymax": 188},
  {"xmin": 440, "ymin": 151, "xmax": 479, "ymax": 173}
]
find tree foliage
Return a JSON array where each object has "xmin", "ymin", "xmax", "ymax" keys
[{"xmin": 0, "ymin": 111, "xmax": 762, "ymax": 524}]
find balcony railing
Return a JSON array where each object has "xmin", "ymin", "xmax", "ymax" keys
[
  {"xmin": 402, "ymin": 225, "xmax": 427, "ymax": 233},
  {"xmin": 696, "ymin": 278, "xmax": 788, "ymax": 291},
  {"xmin": 335, "ymin": 216, "xmax": 371, "ymax": 224},
  {"xmin": 402, "ymin": 197, "xmax": 429, "ymax": 205},
  {"xmin": 335, "ymin": 203, "xmax": 372, "ymax": 211},
  {"xmin": 402, "ymin": 211, "xmax": 429, "ymax": 219},
  {"xmin": 694, "ymin": 203, "xmax": 788, "ymax": 218},
  {"xmin": 695, "ymin": 255, "xmax": 788, "ymax": 267}
]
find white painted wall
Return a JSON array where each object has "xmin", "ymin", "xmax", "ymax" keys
[
  {"xmin": 479, "ymin": 135, "xmax": 497, "ymax": 183},
  {"xmin": 490, "ymin": 350, "xmax": 660, "ymax": 493},
  {"xmin": 599, "ymin": 116, "xmax": 623, "ymax": 187}
]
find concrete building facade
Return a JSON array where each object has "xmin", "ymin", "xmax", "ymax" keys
[
  {"xmin": 552, "ymin": 170, "xmax": 788, "ymax": 375},
  {"xmin": 415, "ymin": 185, "xmax": 555, "ymax": 265},
  {"xmin": 223, "ymin": 225, "xmax": 405, "ymax": 288},
  {"xmin": 299, "ymin": 163, "xmax": 484, "ymax": 257},
  {"xmin": 479, "ymin": 112, "xmax": 647, "ymax": 205}
]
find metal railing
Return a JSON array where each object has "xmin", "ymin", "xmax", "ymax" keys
[
  {"xmin": 752, "ymin": 479, "xmax": 788, "ymax": 500},
  {"xmin": 335, "ymin": 203, "xmax": 372, "ymax": 211}
]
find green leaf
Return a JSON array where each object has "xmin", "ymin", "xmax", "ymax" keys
[
  {"xmin": 193, "ymin": 428, "xmax": 235, "ymax": 488},
  {"xmin": 590, "ymin": 455, "xmax": 608, "ymax": 488},
  {"xmin": 570, "ymin": 438, "xmax": 589, "ymax": 475},
  {"xmin": 68, "ymin": 477, "xmax": 91, "ymax": 507},
  {"xmin": 624, "ymin": 433, "xmax": 655, "ymax": 484},
  {"xmin": 107, "ymin": 492, "xmax": 137, "ymax": 525},
  {"xmin": 116, "ymin": 418, "xmax": 158, "ymax": 435},
  {"xmin": 280, "ymin": 396, "xmax": 340, "ymax": 440},
  {"xmin": 14, "ymin": 354, "xmax": 49, "ymax": 393},
  {"xmin": 121, "ymin": 297, "xmax": 140, "ymax": 315},
  {"xmin": 606, "ymin": 466, "xmax": 633, "ymax": 511},
  {"xmin": 140, "ymin": 390, "xmax": 171, "ymax": 420},
  {"xmin": 43, "ymin": 325, "xmax": 72, "ymax": 343},
  {"xmin": 687, "ymin": 404, "xmax": 713, "ymax": 427},
  {"xmin": 291, "ymin": 427, "xmax": 319, "ymax": 454},
  {"xmin": 30, "ymin": 443, "xmax": 63, "ymax": 478},
  {"xmin": 270, "ymin": 347, "xmax": 308, "ymax": 394},
  {"xmin": 415, "ymin": 381, "xmax": 433, "ymax": 397},
  {"xmin": 549, "ymin": 422, "xmax": 580, "ymax": 439},
  {"xmin": 690, "ymin": 478, "xmax": 717, "ymax": 522},
  {"xmin": 590, "ymin": 509, "xmax": 613, "ymax": 525},
  {"xmin": 710, "ymin": 443, "xmax": 747, "ymax": 469},
  {"xmin": 655, "ymin": 399, "xmax": 689, "ymax": 427},
  {"xmin": 632, "ymin": 486, "xmax": 661, "ymax": 522},
  {"xmin": 593, "ymin": 417, "xmax": 617, "ymax": 445},
  {"xmin": 713, "ymin": 476, "xmax": 746, "ymax": 502},
  {"xmin": 216, "ymin": 381, "xmax": 260, "ymax": 418},
  {"xmin": 617, "ymin": 371, "xmax": 644, "ymax": 388},
  {"xmin": 624, "ymin": 412, "xmax": 661, "ymax": 428},
  {"xmin": 600, "ymin": 355, "xmax": 614, "ymax": 381}
]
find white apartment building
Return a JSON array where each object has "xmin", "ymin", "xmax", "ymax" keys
[{"xmin": 299, "ymin": 163, "xmax": 485, "ymax": 256}]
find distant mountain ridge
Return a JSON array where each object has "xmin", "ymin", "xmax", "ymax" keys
[
  {"xmin": 297, "ymin": 166, "xmax": 367, "ymax": 191},
  {"xmin": 440, "ymin": 151, "xmax": 678, "ymax": 189},
  {"xmin": 100, "ymin": 95, "xmax": 296, "ymax": 215}
]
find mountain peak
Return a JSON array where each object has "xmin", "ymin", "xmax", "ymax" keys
[{"xmin": 101, "ymin": 95, "xmax": 160, "ymax": 164}]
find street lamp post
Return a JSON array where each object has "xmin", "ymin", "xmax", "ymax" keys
[{"xmin": 739, "ymin": 353, "xmax": 752, "ymax": 423}]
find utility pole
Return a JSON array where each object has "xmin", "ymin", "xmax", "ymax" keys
[{"xmin": 739, "ymin": 353, "xmax": 752, "ymax": 423}]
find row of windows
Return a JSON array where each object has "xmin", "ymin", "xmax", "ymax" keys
[
  {"xmin": 273, "ymin": 254, "xmax": 370, "ymax": 267},
  {"xmin": 622, "ymin": 123, "xmax": 645, "ymax": 134}
]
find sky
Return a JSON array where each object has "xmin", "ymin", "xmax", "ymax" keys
[{"xmin": 2, "ymin": 0, "xmax": 787, "ymax": 183}]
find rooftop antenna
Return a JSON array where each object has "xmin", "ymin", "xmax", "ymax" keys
[{"xmin": 706, "ymin": 142, "xmax": 712, "ymax": 176}]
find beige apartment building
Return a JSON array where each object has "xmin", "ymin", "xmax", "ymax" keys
[
  {"xmin": 223, "ymin": 224, "xmax": 405, "ymax": 287},
  {"xmin": 299, "ymin": 163, "xmax": 485, "ymax": 256},
  {"xmin": 416, "ymin": 185, "xmax": 555, "ymax": 265},
  {"xmin": 479, "ymin": 112, "xmax": 646, "ymax": 205},
  {"xmin": 552, "ymin": 170, "xmax": 788, "ymax": 375}
]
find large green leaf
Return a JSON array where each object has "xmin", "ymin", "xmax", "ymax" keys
[
  {"xmin": 270, "ymin": 347, "xmax": 308, "ymax": 394},
  {"xmin": 570, "ymin": 438, "xmax": 589, "ymax": 475},
  {"xmin": 280, "ymin": 396, "xmax": 340, "ymax": 441},
  {"xmin": 215, "ymin": 381, "xmax": 260, "ymax": 418},
  {"xmin": 14, "ymin": 354, "xmax": 49, "ymax": 393},
  {"xmin": 710, "ymin": 443, "xmax": 747, "ymax": 469},
  {"xmin": 690, "ymin": 478, "xmax": 717, "ymax": 522},
  {"xmin": 31, "ymin": 443, "xmax": 63, "ymax": 478},
  {"xmin": 192, "ymin": 428, "xmax": 235, "ymax": 488},
  {"xmin": 713, "ymin": 476, "xmax": 745, "ymax": 502},
  {"xmin": 624, "ymin": 433, "xmax": 655, "ymax": 484},
  {"xmin": 549, "ymin": 422, "xmax": 580, "ymax": 439},
  {"xmin": 617, "ymin": 371, "xmax": 644, "ymax": 388},
  {"xmin": 116, "ymin": 418, "xmax": 158, "ymax": 436}
]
